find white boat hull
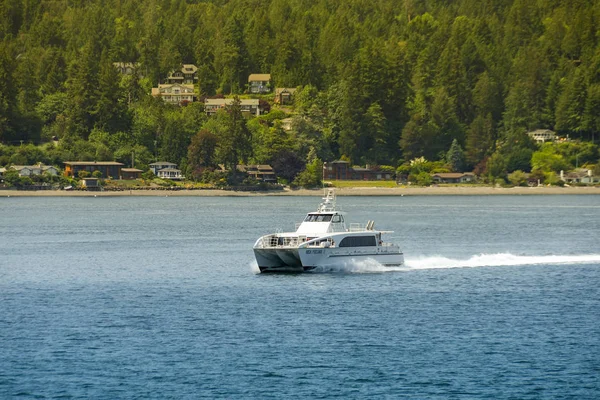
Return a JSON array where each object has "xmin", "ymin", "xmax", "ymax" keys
[{"xmin": 254, "ymin": 246, "xmax": 404, "ymax": 273}]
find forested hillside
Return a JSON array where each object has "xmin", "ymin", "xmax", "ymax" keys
[{"xmin": 1, "ymin": 0, "xmax": 599, "ymax": 182}]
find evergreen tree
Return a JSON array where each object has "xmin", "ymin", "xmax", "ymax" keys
[{"xmin": 446, "ymin": 138, "xmax": 465, "ymax": 172}]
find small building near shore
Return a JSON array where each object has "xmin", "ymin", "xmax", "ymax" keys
[
  {"xmin": 121, "ymin": 168, "xmax": 143, "ymax": 180},
  {"xmin": 323, "ymin": 161, "xmax": 393, "ymax": 181},
  {"xmin": 63, "ymin": 161, "xmax": 123, "ymax": 179},
  {"xmin": 149, "ymin": 162, "xmax": 182, "ymax": 179},
  {"xmin": 431, "ymin": 172, "xmax": 476, "ymax": 184},
  {"xmin": 81, "ymin": 177, "xmax": 99, "ymax": 189}
]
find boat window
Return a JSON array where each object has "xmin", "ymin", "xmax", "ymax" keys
[
  {"xmin": 305, "ymin": 214, "xmax": 332, "ymax": 222},
  {"xmin": 339, "ymin": 235, "xmax": 377, "ymax": 247},
  {"xmin": 332, "ymin": 215, "xmax": 341, "ymax": 223}
]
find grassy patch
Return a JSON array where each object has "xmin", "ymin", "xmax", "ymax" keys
[{"xmin": 329, "ymin": 180, "xmax": 398, "ymax": 188}]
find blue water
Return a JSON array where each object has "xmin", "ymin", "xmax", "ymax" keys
[{"xmin": 1, "ymin": 195, "xmax": 599, "ymax": 398}]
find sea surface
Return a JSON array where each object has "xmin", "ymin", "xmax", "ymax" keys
[{"xmin": 1, "ymin": 194, "xmax": 599, "ymax": 399}]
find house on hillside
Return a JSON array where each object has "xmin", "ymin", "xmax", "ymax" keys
[
  {"xmin": 113, "ymin": 62, "xmax": 141, "ymax": 75},
  {"xmin": 431, "ymin": 172, "xmax": 476, "ymax": 183},
  {"xmin": 527, "ymin": 129, "xmax": 556, "ymax": 143},
  {"xmin": 281, "ymin": 118, "xmax": 293, "ymax": 131},
  {"xmin": 166, "ymin": 64, "xmax": 198, "ymax": 84},
  {"xmin": 64, "ymin": 161, "xmax": 123, "ymax": 179},
  {"xmin": 151, "ymin": 84, "xmax": 196, "ymax": 105},
  {"xmin": 274, "ymin": 88, "xmax": 296, "ymax": 104},
  {"xmin": 204, "ymin": 98, "xmax": 261, "ymax": 116},
  {"xmin": 248, "ymin": 74, "xmax": 271, "ymax": 93}
]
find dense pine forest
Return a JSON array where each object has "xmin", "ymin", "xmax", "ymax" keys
[{"xmin": 1, "ymin": 0, "xmax": 600, "ymax": 185}]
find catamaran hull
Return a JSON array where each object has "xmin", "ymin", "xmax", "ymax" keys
[{"xmin": 254, "ymin": 247, "xmax": 404, "ymax": 273}]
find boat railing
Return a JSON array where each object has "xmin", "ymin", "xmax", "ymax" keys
[
  {"xmin": 349, "ymin": 221, "xmax": 375, "ymax": 231},
  {"xmin": 260, "ymin": 235, "xmax": 306, "ymax": 248},
  {"xmin": 349, "ymin": 223, "xmax": 366, "ymax": 232}
]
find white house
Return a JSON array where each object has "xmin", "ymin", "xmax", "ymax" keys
[
  {"xmin": 527, "ymin": 129, "xmax": 556, "ymax": 143},
  {"xmin": 151, "ymin": 84, "xmax": 195, "ymax": 105},
  {"xmin": 204, "ymin": 98, "xmax": 261, "ymax": 116},
  {"xmin": 149, "ymin": 162, "xmax": 183, "ymax": 180}
]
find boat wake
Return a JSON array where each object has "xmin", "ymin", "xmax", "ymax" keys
[{"xmin": 310, "ymin": 253, "xmax": 600, "ymax": 274}]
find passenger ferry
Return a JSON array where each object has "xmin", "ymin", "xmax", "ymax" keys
[{"xmin": 253, "ymin": 189, "xmax": 404, "ymax": 272}]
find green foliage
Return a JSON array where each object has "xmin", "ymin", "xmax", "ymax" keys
[
  {"xmin": 413, "ymin": 171, "xmax": 433, "ymax": 186},
  {"xmin": 1, "ymin": 0, "xmax": 600, "ymax": 178},
  {"xmin": 531, "ymin": 143, "xmax": 570, "ymax": 173},
  {"xmin": 446, "ymin": 139, "xmax": 465, "ymax": 172},
  {"xmin": 507, "ymin": 170, "xmax": 527, "ymax": 186},
  {"xmin": 187, "ymin": 129, "xmax": 218, "ymax": 179},
  {"xmin": 292, "ymin": 158, "xmax": 322, "ymax": 189}
]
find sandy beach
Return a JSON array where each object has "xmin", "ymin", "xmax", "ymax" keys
[{"xmin": 1, "ymin": 186, "xmax": 599, "ymax": 197}]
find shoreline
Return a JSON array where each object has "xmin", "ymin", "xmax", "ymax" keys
[{"xmin": 1, "ymin": 186, "xmax": 599, "ymax": 197}]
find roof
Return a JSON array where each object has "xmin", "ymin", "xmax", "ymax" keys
[
  {"xmin": 431, "ymin": 172, "xmax": 475, "ymax": 178},
  {"xmin": 527, "ymin": 129, "xmax": 555, "ymax": 135},
  {"xmin": 181, "ymin": 64, "xmax": 198, "ymax": 73},
  {"xmin": 121, "ymin": 168, "xmax": 143, "ymax": 172},
  {"xmin": 157, "ymin": 168, "xmax": 181, "ymax": 172},
  {"xmin": 204, "ymin": 98, "xmax": 260, "ymax": 106},
  {"xmin": 64, "ymin": 161, "xmax": 124, "ymax": 166},
  {"xmin": 248, "ymin": 74, "xmax": 271, "ymax": 82},
  {"xmin": 327, "ymin": 160, "xmax": 350, "ymax": 164},
  {"xmin": 275, "ymin": 88, "xmax": 297, "ymax": 95},
  {"xmin": 150, "ymin": 162, "xmax": 177, "ymax": 166}
]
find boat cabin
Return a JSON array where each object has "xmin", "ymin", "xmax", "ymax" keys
[{"xmin": 296, "ymin": 212, "xmax": 347, "ymax": 235}]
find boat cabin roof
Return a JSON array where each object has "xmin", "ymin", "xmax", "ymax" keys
[{"xmin": 296, "ymin": 212, "xmax": 346, "ymax": 234}]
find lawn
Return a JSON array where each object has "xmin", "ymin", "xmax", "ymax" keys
[{"xmin": 328, "ymin": 180, "xmax": 399, "ymax": 188}]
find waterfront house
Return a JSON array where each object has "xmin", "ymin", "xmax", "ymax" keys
[
  {"xmin": 323, "ymin": 161, "xmax": 392, "ymax": 181},
  {"xmin": 560, "ymin": 169, "xmax": 600, "ymax": 184},
  {"xmin": 121, "ymin": 168, "xmax": 143, "ymax": 180},
  {"xmin": 156, "ymin": 168, "xmax": 183, "ymax": 180},
  {"xmin": 63, "ymin": 161, "xmax": 123, "ymax": 179},
  {"xmin": 218, "ymin": 164, "xmax": 277, "ymax": 182},
  {"xmin": 149, "ymin": 162, "xmax": 182, "ymax": 180},
  {"xmin": 248, "ymin": 74, "xmax": 271, "ymax": 93},
  {"xmin": 204, "ymin": 98, "xmax": 261, "ymax": 116},
  {"xmin": 324, "ymin": 161, "xmax": 351, "ymax": 180},
  {"xmin": 151, "ymin": 84, "xmax": 196, "ymax": 105},
  {"xmin": 5, "ymin": 163, "xmax": 59, "ymax": 177},
  {"xmin": 431, "ymin": 172, "xmax": 476, "ymax": 183},
  {"xmin": 149, "ymin": 162, "xmax": 176, "ymax": 175}
]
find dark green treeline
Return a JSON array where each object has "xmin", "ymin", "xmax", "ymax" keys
[{"xmin": 1, "ymin": 0, "xmax": 599, "ymax": 171}]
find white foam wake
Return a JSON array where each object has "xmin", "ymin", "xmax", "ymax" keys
[
  {"xmin": 312, "ymin": 253, "xmax": 600, "ymax": 274},
  {"xmin": 406, "ymin": 253, "xmax": 600, "ymax": 270}
]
